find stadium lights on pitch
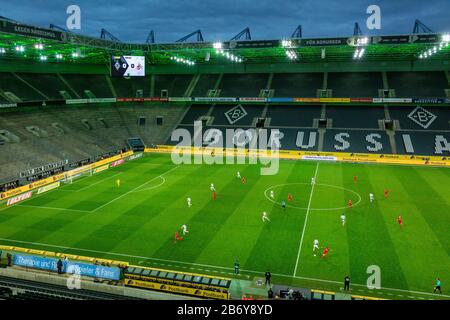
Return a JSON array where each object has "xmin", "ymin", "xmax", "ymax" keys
[
  {"xmin": 442, "ymin": 34, "xmax": 450, "ymax": 43},
  {"xmin": 15, "ymin": 45, "xmax": 25, "ymax": 52},
  {"xmin": 39, "ymin": 55, "xmax": 47, "ymax": 61},
  {"xmin": 353, "ymin": 48, "xmax": 365, "ymax": 59},
  {"xmin": 281, "ymin": 40, "xmax": 293, "ymax": 48},
  {"xmin": 55, "ymin": 54, "xmax": 63, "ymax": 60},
  {"xmin": 213, "ymin": 42, "xmax": 223, "ymax": 49},
  {"xmin": 170, "ymin": 56, "xmax": 195, "ymax": 66},
  {"xmin": 285, "ymin": 49, "xmax": 298, "ymax": 60},
  {"xmin": 356, "ymin": 37, "xmax": 369, "ymax": 46},
  {"xmin": 71, "ymin": 52, "xmax": 79, "ymax": 58},
  {"xmin": 34, "ymin": 43, "xmax": 44, "ymax": 50},
  {"xmin": 418, "ymin": 36, "xmax": 449, "ymax": 59},
  {"xmin": 215, "ymin": 49, "xmax": 243, "ymax": 63},
  {"xmin": 0, "ymin": 48, "xmax": 5, "ymax": 54}
]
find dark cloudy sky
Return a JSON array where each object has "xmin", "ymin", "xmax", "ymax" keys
[{"xmin": 2, "ymin": 0, "xmax": 449, "ymax": 43}]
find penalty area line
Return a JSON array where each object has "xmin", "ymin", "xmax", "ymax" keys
[{"xmin": 90, "ymin": 165, "xmax": 179, "ymax": 213}]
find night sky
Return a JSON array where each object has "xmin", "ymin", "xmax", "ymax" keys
[{"xmin": 2, "ymin": 0, "xmax": 449, "ymax": 43}]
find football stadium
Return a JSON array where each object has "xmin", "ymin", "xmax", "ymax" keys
[{"xmin": 0, "ymin": 1, "xmax": 449, "ymax": 304}]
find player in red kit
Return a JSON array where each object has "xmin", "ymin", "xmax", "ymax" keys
[
  {"xmin": 384, "ymin": 189, "xmax": 389, "ymax": 198},
  {"xmin": 241, "ymin": 177, "xmax": 246, "ymax": 185},
  {"xmin": 397, "ymin": 215, "xmax": 403, "ymax": 228},
  {"xmin": 321, "ymin": 246, "xmax": 330, "ymax": 259},
  {"xmin": 353, "ymin": 175, "xmax": 357, "ymax": 184},
  {"xmin": 288, "ymin": 193, "xmax": 293, "ymax": 202},
  {"xmin": 348, "ymin": 199, "xmax": 353, "ymax": 209},
  {"xmin": 212, "ymin": 191, "xmax": 217, "ymax": 201},
  {"xmin": 173, "ymin": 231, "xmax": 183, "ymax": 244}
]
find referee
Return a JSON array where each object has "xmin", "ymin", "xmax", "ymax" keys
[
  {"xmin": 234, "ymin": 260, "xmax": 240, "ymax": 275},
  {"xmin": 265, "ymin": 271, "xmax": 272, "ymax": 286},
  {"xmin": 344, "ymin": 275, "xmax": 350, "ymax": 291}
]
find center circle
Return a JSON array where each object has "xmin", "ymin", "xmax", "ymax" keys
[{"xmin": 264, "ymin": 182, "xmax": 362, "ymax": 211}]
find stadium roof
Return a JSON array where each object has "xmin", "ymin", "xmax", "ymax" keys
[{"xmin": 0, "ymin": 18, "xmax": 449, "ymax": 65}]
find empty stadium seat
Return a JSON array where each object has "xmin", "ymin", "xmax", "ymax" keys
[
  {"xmin": 218, "ymin": 74, "xmax": 269, "ymax": 97},
  {"xmin": 266, "ymin": 105, "xmax": 321, "ymax": 127},
  {"xmin": 271, "ymin": 73, "xmax": 323, "ymax": 97},
  {"xmin": 327, "ymin": 72, "xmax": 383, "ymax": 97},
  {"xmin": 323, "ymin": 129, "xmax": 391, "ymax": 154},
  {"xmin": 387, "ymin": 72, "xmax": 448, "ymax": 97},
  {"xmin": 326, "ymin": 105, "xmax": 385, "ymax": 129}
]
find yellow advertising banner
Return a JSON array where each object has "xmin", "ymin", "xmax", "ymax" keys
[
  {"xmin": 319, "ymin": 98, "xmax": 351, "ymax": 103},
  {"xmin": 293, "ymin": 98, "xmax": 320, "ymax": 103},
  {"xmin": 124, "ymin": 278, "xmax": 230, "ymax": 300},
  {"xmin": 93, "ymin": 165, "xmax": 109, "ymax": 174},
  {"xmin": 145, "ymin": 146, "xmax": 450, "ymax": 168}
]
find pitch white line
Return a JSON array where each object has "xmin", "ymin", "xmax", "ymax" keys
[
  {"xmin": 264, "ymin": 182, "xmax": 362, "ymax": 211},
  {"xmin": 91, "ymin": 166, "xmax": 179, "ymax": 213},
  {"xmin": 293, "ymin": 162, "xmax": 319, "ymax": 276},
  {"xmin": 131, "ymin": 176, "xmax": 166, "ymax": 193},
  {"xmin": 76, "ymin": 172, "xmax": 123, "ymax": 192},
  {"xmin": 15, "ymin": 204, "xmax": 91, "ymax": 213},
  {"xmin": 0, "ymin": 237, "xmax": 446, "ymax": 299}
]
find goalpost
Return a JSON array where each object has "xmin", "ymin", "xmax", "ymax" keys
[{"xmin": 63, "ymin": 167, "xmax": 93, "ymax": 185}]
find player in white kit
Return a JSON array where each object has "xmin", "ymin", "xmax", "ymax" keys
[
  {"xmin": 270, "ymin": 190, "xmax": 275, "ymax": 199},
  {"xmin": 311, "ymin": 177, "xmax": 316, "ymax": 186},
  {"xmin": 237, "ymin": 171, "xmax": 241, "ymax": 179},
  {"xmin": 340, "ymin": 214, "xmax": 346, "ymax": 226},
  {"xmin": 210, "ymin": 183, "xmax": 216, "ymax": 192},
  {"xmin": 313, "ymin": 239, "xmax": 319, "ymax": 256},
  {"xmin": 187, "ymin": 197, "xmax": 192, "ymax": 208},
  {"xmin": 369, "ymin": 193, "xmax": 374, "ymax": 203},
  {"xmin": 181, "ymin": 224, "xmax": 189, "ymax": 236},
  {"xmin": 262, "ymin": 211, "xmax": 271, "ymax": 223}
]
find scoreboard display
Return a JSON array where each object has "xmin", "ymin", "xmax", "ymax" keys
[{"xmin": 111, "ymin": 55, "xmax": 145, "ymax": 77}]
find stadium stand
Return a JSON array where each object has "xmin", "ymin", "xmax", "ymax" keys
[
  {"xmin": 61, "ymin": 74, "xmax": 113, "ymax": 98},
  {"xmin": 179, "ymin": 104, "xmax": 212, "ymax": 124},
  {"xmin": 395, "ymin": 131, "xmax": 450, "ymax": 155},
  {"xmin": 388, "ymin": 105, "xmax": 449, "ymax": 130},
  {"xmin": 15, "ymin": 73, "xmax": 73, "ymax": 100},
  {"xmin": 387, "ymin": 71, "xmax": 448, "ymax": 98},
  {"xmin": 326, "ymin": 105, "xmax": 385, "ymax": 128},
  {"xmin": 166, "ymin": 102, "xmax": 450, "ymax": 156},
  {"xmin": 327, "ymin": 72, "xmax": 383, "ymax": 98},
  {"xmin": 210, "ymin": 104, "xmax": 264, "ymax": 126},
  {"xmin": 266, "ymin": 105, "xmax": 321, "ymax": 127},
  {"xmin": 323, "ymin": 129, "xmax": 392, "ymax": 154},
  {"xmin": 191, "ymin": 74, "xmax": 220, "ymax": 97},
  {"xmin": 218, "ymin": 74, "xmax": 269, "ymax": 97},
  {"xmin": 111, "ymin": 76, "xmax": 150, "ymax": 97},
  {"xmin": 274, "ymin": 128, "xmax": 319, "ymax": 151},
  {"xmin": 153, "ymin": 74, "xmax": 193, "ymax": 97},
  {"xmin": 0, "ymin": 72, "xmax": 44, "ymax": 101},
  {"xmin": 271, "ymin": 73, "xmax": 323, "ymax": 97},
  {"xmin": 0, "ymin": 104, "xmax": 186, "ymax": 181}
]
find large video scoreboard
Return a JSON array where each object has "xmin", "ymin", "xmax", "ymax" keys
[{"xmin": 111, "ymin": 55, "xmax": 145, "ymax": 77}]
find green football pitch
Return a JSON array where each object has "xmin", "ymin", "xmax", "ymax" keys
[{"xmin": 0, "ymin": 153, "xmax": 449, "ymax": 300}]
